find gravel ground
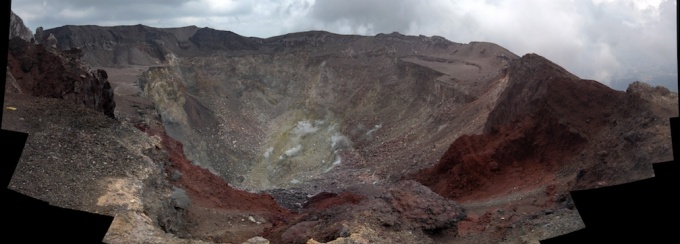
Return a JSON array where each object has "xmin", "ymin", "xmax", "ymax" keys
[{"xmin": 2, "ymin": 93, "xmax": 203, "ymax": 243}]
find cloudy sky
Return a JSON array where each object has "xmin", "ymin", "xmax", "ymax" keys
[{"xmin": 11, "ymin": 0, "xmax": 678, "ymax": 91}]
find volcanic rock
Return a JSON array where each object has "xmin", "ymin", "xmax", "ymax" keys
[
  {"xmin": 45, "ymin": 33, "xmax": 58, "ymax": 49},
  {"xmin": 2, "ymin": 93, "xmax": 189, "ymax": 243},
  {"xmin": 273, "ymin": 181, "xmax": 465, "ymax": 243},
  {"xmin": 6, "ymin": 37, "xmax": 116, "ymax": 118},
  {"xmin": 34, "ymin": 27, "xmax": 44, "ymax": 44},
  {"xmin": 410, "ymin": 53, "xmax": 677, "ymax": 242},
  {"xmin": 412, "ymin": 53, "xmax": 625, "ymax": 199},
  {"xmin": 9, "ymin": 10, "xmax": 33, "ymax": 42},
  {"xmin": 6, "ymin": 19, "xmax": 677, "ymax": 243}
]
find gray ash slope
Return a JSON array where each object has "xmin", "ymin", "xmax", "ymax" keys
[{"xmin": 45, "ymin": 24, "xmax": 519, "ymax": 192}]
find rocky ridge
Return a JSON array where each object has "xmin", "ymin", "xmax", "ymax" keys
[
  {"xmin": 8, "ymin": 10, "xmax": 32, "ymax": 42},
  {"xmin": 413, "ymin": 53, "xmax": 623, "ymax": 199},
  {"xmin": 411, "ymin": 54, "xmax": 676, "ymax": 242}
]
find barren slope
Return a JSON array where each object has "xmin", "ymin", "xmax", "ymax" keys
[
  {"xmin": 411, "ymin": 54, "xmax": 677, "ymax": 243},
  {"xmin": 46, "ymin": 26, "xmax": 520, "ymax": 193},
  {"xmin": 4, "ymin": 20, "xmax": 675, "ymax": 243}
]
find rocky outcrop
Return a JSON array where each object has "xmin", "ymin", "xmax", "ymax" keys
[
  {"xmin": 34, "ymin": 27, "xmax": 44, "ymax": 43},
  {"xmin": 9, "ymin": 10, "xmax": 33, "ymax": 41},
  {"xmin": 33, "ymin": 26, "xmax": 58, "ymax": 48},
  {"xmin": 567, "ymin": 80, "xmax": 678, "ymax": 190},
  {"xmin": 45, "ymin": 33, "xmax": 58, "ymax": 49},
  {"xmin": 412, "ymin": 52, "xmax": 678, "ymax": 200},
  {"xmin": 412, "ymin": 53, "xmax": 626, "ymax": 199},
  {"xmin": 42, "ymin": 25, "xmax": 178, "ymax": 66},
  {"xmin": 6, "ymin": 38, "xmax": 116, "ymax": 118},
  {"xmin": 2, "ymin": 92, "xmax": 191, "ymax": 243},
  {"xmin": 271, "ymin": 181, "xmax": 466, "ymax": 243},
  {"xmin": 408, "ymin": 53, "xmax": 677, "ymax": 243},
  {"xmin": 484, "ymin": 53, "xmax": 622, "ymax": 134},
  {"xmin": 134, "ymin": 122, "xmax": 295, "ymax": 243},
  {"xmin": 7, "ymin": 10, "xmax": 34, "ymax": 95}
]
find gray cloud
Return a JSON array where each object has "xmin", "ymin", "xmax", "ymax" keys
[
  {"xmin": 11, "ymin": 0, "xmax": 678, "ymax": 91},
  {"xmin": 12, "ymin": 0, "xmax": 255, "ymax": 28},
  {"xmin": 308, "ymin": 0, "xmax": 417, "ymax": 34},
  {"xmin": 303, "ymin": 0, "xmax": 677, "ymax": 91}
]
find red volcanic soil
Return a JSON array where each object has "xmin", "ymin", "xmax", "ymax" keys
[
  {"xmin": 413, "ymin": 54, "xmax": 624, "ymax": 202},
  {"xmin": 134, "ymin": 122, "xmax": 295, "ymax": 242},
  {"xmin": 414, "ymin": 112, "xmax": 581, "ymax": 202},
  {"xmin": 409, "ymin": 55, "xmax": 629, "ymax": 242},
  {"xmin": 6, "ymin": 38, "xmax": 116, "ymax": 118},
  {"xmin": 303, "ymin": 191, "xmax": 366, "ymax": 210}
]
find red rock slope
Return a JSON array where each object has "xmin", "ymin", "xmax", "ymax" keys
[{"xmin": 412, "ymin": 53, "xmax": 625, "ymax": 201}]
